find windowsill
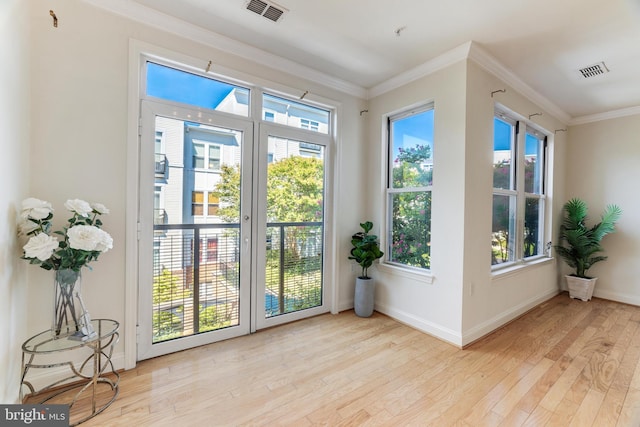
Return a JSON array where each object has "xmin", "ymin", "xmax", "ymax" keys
[
  {"xmin": 491, "ymin": 256, "xmax": 554, "ymax": 280},
  {"xmin": 377, "ymin": 262, "xmax": 434, "ymax": 285}
]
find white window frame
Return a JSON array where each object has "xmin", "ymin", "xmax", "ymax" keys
[
  {"xmin": 192, "ymin": 141, "xmax": 222, "ymax": 172},
  {"xmin": 126, "ymin": 41, "xmax": 340, "ymax": 369},
  {"xmin": 492, "ymin": 108, "xmax": 549, "ymax": 271},
  {"xmin": 384, "ymin": 103, "xmax": 434, "ymax": 272}
]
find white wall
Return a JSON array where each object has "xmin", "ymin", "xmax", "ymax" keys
[
  {"xmin": 367, "ymin": 56, "xmax": 569, "ymax": 347},
  {"xmin": 566, "ymin": 114, "xmax": 640, "ymax": 304},
  {"xmin": 368, "ymin": 61, "xmax": 468, "ymax": 343},
  {"xmin": 460, "ymin": 61, "xmax": 567, "ymax": 344},
  {"xmin": 0, "ymin": 0, "xmax": 30, "ymax": 404},
  {"xmin": 22, "ymin": 0, "xmax": 366, "ymax": 392}
]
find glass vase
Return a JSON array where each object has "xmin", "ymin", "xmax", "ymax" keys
[{"xmin": 53, "ymin": 268, "xmax": 83, "ymax": 338}]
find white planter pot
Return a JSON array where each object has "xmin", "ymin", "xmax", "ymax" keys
[
  {"xmin": 354, "ymin": 277, "xmax": 375, "ymax": 317},
  {"xmin": 565, "ymin": 275, "xmax": 598, "ymax": 301}
]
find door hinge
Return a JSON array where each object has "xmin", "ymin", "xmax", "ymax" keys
[
  {"xmin": 137, "ymin": 221, "xmax": 142, "ymax": 240},
  {"xmin": 138, "ymin": 118, "xmax": 143, "ymax": 137}
]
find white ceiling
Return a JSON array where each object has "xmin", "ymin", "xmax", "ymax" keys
[{"xmin": 117, "ymin": 0, "xmax": 640, "ymax": 121}]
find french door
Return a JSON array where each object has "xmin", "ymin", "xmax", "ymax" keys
[
  {"xmin": 137, "ymin": 100, "xmax": 330, "ymax": 360},
  {"xmin": 137, "ymin": 100, "xmax": 254, "ymax": 360}
]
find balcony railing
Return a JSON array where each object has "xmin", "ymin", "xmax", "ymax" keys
[
  {"xmin": 155, "ymin": 153, "xmax": 168, "ymax": 178},
  {"xmin": 154, "ymin": 209, "xmax": 168, "ymax": 225},
  {"xmin": 151, "ymin": 221, "xmax": 323, "ymax": 342}
]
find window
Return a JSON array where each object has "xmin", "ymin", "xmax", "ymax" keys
[
  {"xmin": 207, "ymin": 193, "xmax": 219, "ymax": 216},
  {"xmin": 262, "ymin": 94, "xmax": 330, "ymax": 134},
  {"xmin": 300, "ymin": 119, "xmax": 319, "ymax": 132},
  {"xmin": 193, "ymin": 144, "xmax": 205, "ymax": 169},
  {"xmin": 387, "ymin": 105, "xmax": 434, "ymax": 270},
  {"xmin": 492, "ymin": 110, "xmax": 547, "ymax": 267},
  {"xmin": 146, "ymin": 62, "xmax": 249, "ymax": 117},
  {"xmin": 193, "ymin": 142, "xmax": 221, "ymax": 171},
  {"xmin": 208, "ymin": 145, "xmax": 221, "ymax": 170},
  {"xmin": 192, "ymin": 191, "xmax": 220, "ymax": 217},
  {"xmin": 192, "ymin": 191, "xmax": 204, "ymax": 216}
]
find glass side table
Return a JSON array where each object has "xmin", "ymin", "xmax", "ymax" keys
[{"xmin": 20, "ymin": 319, "xmax": 120, "ymax": 426}]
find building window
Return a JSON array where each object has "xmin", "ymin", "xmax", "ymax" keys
[
  {"xmin": 300, "ymin": 118, "xmax": 319, "ymax": 132},
  {"xmin": 387, "ymin": 105, "xmax": 434, "ymax": 270},
  {"xmin": 193, "ymin": 143, "xmax": 205, "ymax": 169},
  {"xmin": 206, "ymin": 237, "xmax": 218, "ymax": 262},
  {"xmin": 262, "ymin": 93, "xmax": 330, "ymax": 134},
  {"xmin": 193, "ymin": 191, "xmax": 220, "ymax": 217},
  {"xmin": 208, "ymin": 193, "xmax": 219, "ymax": 216},
  {"xmin": 193, "ymin": 142, "xmax": 221, "ymax": 171},
  {"xmin": 192, "ymin": 191, "xmax": 204, "ymax": 216},
  {"xmin": 208, "ymin": 145, "xmax": 221, "ymax": 170},
  {"xmin": 492, "ymin": 110, "xmax": 547, "ymax": 267}
]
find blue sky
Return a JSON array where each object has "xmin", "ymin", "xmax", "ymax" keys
[
  {"xmin": 146, "ymin": 62, "xmax": 233, "ymax": 109},
  {"xmin": 494, "ymin": 117, "xmax": 540, "ymax": 155},
  {"xmin": 392, "ymin": 109, "xmax": 434, "ymax": 161}
]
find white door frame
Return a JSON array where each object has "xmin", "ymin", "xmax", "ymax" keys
[{"xmin": 137, "ymin": 99, "xmax": 254, "ymax": 360}]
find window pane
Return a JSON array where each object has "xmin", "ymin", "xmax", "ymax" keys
[
  {"xmin": 525, "ymin": 130, "xmax": 544, "ymax": 194},
  {"xmin": 492, "ymin": 194, "xmax": 516, "ymax": 265},
  {"xmin": 209, "ymin": 145, "xmax": 221, "ymax": 170},
  {"xmin": 192, "ymin": 191, "xmax": 203, "ymax": 215},
  {"xmin": 193, "ymin": 143, "xmax": 204, "ymax": 169},
  {"xmin": 389, "ymin": 191, "xmax": 431, "ymax": 269},
  {"xmin": 208, "ymin": 194, "xmax": 219, "ymax": 216},
  {"xmin": 390, "ymin": 109, "xmax": 434, "ymax": 189},
  {"xmin": 524, "ymin": 197, "xmax": 543, "ymax": 258},
  {"xmin": 146, "ymin": 62, "xmax": 249, "ymax": 116},
  {"xmin": 262, "ymin": 94, "xmax": 329, "ymax": 134},
  {"xmin": 493, "ymin": 117, "xmax": 515, "ymax": 190}
]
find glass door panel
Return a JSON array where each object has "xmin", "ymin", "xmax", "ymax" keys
[
  {"xmin": 256, "ymin": 125, "xmax": 328, "ymax": 329},
  {"xmin": 138, "ymin": 101, "xmax": 252, "ymax": 360}
]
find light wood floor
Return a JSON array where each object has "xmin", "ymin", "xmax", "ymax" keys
[{"xmin": 76, "ymin": 294, "xmax": 640, "ymax": 426}]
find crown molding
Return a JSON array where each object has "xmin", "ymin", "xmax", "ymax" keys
[
  {"xmin": 81, "ymin": 0, "xmax": 368, "ymax": 99},
  {"xmin": 568, "ymin": 105, "xmax": 640, "ymax": 126},
  {"xmin": 467, "ymin": 42, "xmax": 572, "ymax": 125},
  {"xmin": 368, "ymin": 42, "xmax": 472, "ymax": 99}
]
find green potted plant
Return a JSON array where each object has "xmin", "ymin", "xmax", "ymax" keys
[
  {"xmin": 349, "ymin": 221, "xmax": 384, "ymax": 317},
  {"xmin": 555, "ymin": 198, "xmax": 622, "ymax": 301}
]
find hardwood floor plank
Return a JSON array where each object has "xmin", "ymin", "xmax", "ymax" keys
[
  {"xmin": 73, "ymin": 295, "xmax": 640, "ymax": 426},
  {"xmin": 618, "ymin": 387, "xmax": 640, "ymax": 427}
]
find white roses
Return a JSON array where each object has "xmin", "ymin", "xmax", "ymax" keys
[
  {"xmin": 20, "ymin": 197, "xmax": 113, "ymax": 271},
  {"xmin": 23, "ymin": 233, "xmax": 60, "ymax": 261},
  {"xmin": 67, "ymin": 225, "xmax": 113, "ymax": 252}
]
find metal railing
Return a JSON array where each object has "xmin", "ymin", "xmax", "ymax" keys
[
  {"xmin": 155, "ymin": 153, "xmax": 168, "ymax": 178},
  {"xmin": 152, "ymin": 221, "xmax": 323, "ymax": 341}
]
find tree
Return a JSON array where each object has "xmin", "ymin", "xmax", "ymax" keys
[
  {"xmin": 153, "ymin": 268, "xmax": 186, "ymax": 304},
  {"xmin": 211, "ymin": 156, "xmax": 324, "ymax": 224},
  {"xmin": 390, "ymin": 144, "xmax": 432, "ymax": 268},
  {"xmin": 212, "ymin": 164, "xmax": 241, "ymax": 222},
  {"xmin": 266, "ymin": 156, "xmax": 323, "ymax": 223}
]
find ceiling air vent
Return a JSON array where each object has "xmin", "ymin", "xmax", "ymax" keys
[
  {"xmin": 245, "ymin": 0, "xmax": 287, "ymax": 22},
  {"xmin": 578, "ymin": 62, "xmax": 610, "ymax": 79}
]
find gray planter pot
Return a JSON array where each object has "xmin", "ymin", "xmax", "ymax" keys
[{"xmin": 354, "ymin": 277, "xmax": 375, "ymax": 317}]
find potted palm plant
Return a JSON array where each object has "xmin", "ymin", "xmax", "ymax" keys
[
  {"xmin": 349, "ymin": 221, "xmax": 384, "ymax": 317},
  {"xmin": 555, "ymin": 198, "xmax": 622, "ymax": 301}
]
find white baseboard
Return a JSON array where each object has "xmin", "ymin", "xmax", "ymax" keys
[
  {"xmin": 461, "ymin": 289, "xmax": 560, "ymax": 346},
  {"xmin": 373, "ymin": 302, "xmax": 463, "ymax": 347},
  {"xmin": 593, "ymin": 289, "xmax": 640, "ymax": 306},
  {"xmin": 369, "ymin": 289, "xmax": 560, "ymax": 348}
]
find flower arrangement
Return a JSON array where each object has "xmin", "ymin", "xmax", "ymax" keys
[{"xmin": 20, "ymin": 197, "xmax": 113, "ymax": 271}]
